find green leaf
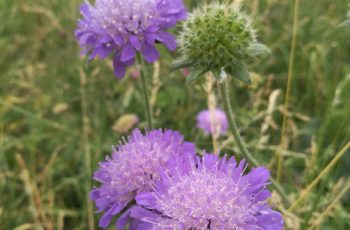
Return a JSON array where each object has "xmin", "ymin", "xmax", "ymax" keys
[
  {"xmin": 247, "ymin": 42, "xmax": 271, "ymax": 57},
  {"xmin": 186, "ymin": 67, "xmax": 207, "ymax": 83},
  {"xmin": 226, "ymin": 65, "xmax": 251, "ymax": 84},
  {"xmin": 170, "ymin": 58, "xmax": 193, "ymax": 71},
  {"xmin": 339, "ymin": 20, "xmax": 350, "ymax": 27}
]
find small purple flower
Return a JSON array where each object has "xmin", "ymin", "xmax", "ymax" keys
[
  {"xmin": 133, "ymin": 154, "xmax": 284, "ymax": 230},
  {"xmin": 90, "ymin": 129, "xmax": 196, "ymax": 229},
  {"xmin": 75, "ymin": 0, "xmax": 187, "ymax": 78},
  {"xmin": 197, "ymin": 108, "xmax": 229, "ymax": 136}
]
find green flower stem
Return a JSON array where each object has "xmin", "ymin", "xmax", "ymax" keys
[
  {"xmin": 219, "ymin": 78, "xmax": 290, "ymax": 206},
  {"xmin": 138, "ymin": 56, "xmax": 153, "ymax": 129},
  {"xmin": 79, "ymin": 69, "xmax": 95, "ymax": 230}
]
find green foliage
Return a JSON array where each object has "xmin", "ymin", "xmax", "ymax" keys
[
  {"xmin": 0, "ymin": 0, "xmax": 350, "ymax": 229},
  {"xmin": 339, "ymin": 20, "xmax": 350, "ymax": 27},
  {"xmin": 339, "ymin": 6, "xmax": 350, "ymax": 27}
]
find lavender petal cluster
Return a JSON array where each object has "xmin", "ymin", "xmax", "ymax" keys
[
  {"xmin": 90, "ymin": 129, "xmax": 195, "ymax": 228},
  {"xmin": 133, "ymin": 154, "xmax": 284, "ymax": 230},
  {"xmin": 197, "ymin": 108, "xmax": 229, "ymax": 136},
  {"xmin": 75, "ymin": 0, "xmax": 187, "ymax": 78}
]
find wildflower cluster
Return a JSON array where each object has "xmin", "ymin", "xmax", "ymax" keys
[
  {"xmin": 75, "ymin": 1, "xmax": 285, "ymax": 229},
  {"xmin": 91, "ymin": 129, "xmax": 283, "ymax": 229}
]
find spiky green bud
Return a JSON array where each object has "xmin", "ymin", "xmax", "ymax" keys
[{"xmin": 173, "ymin": 3, "xmax": 270, "ymax": 84}]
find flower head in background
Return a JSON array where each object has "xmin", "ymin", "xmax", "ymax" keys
[
  {"xmin": 197, "ymin": 108, "xmax": 228, "ymax": 137},
  {"xmin": 75, "ymin": 0, "xmax": 187, "ymax": 78},
  {"xmin": 112, "ymin": 114, "xmax": 139, "ymax": 134},
  {"xmin": 133, "ymin": 154, "xmax": 284, "ymax": 230},
  {"xmin": 90, "ymin": 129, "xmax": 196, "ymax": 229},
  {"xmin": 172, "ymin": 3, "xmax": 270, "ymax": 83}
]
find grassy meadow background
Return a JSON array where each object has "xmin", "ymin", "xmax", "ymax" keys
[{"xmin": 1, "ymin": 0, "xmax": 350, "ymax": 229}]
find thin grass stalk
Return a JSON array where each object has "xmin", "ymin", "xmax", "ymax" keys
[
  {"xmin": 79, "ymin": 68, "xmax": 95, "ymax": 230},
  {"xmin": 309, "ymin": 179, "xmax": 350, "ymax": 229},
  {"xmin": 16, "ymin": 154, "xmax": 54, "ymax": 230},
  {"xmin": 277, "ymin": 0, "xmax": 300, "ymax": 182},
  {"xmin": 0, "ymin": 98, "xmax": 79, "ymax": 136},
  {"xmin": 289, "ymin": 140, "xmax": 350, "ymax": 211}
]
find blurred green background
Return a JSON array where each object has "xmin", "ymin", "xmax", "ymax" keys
[{"xmin": 1, "ymin": 0, "xmax": 349, "ymax": 229}]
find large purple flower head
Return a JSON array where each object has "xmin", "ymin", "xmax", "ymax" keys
[
  {"xmin": 90, "ymin": 129, "xmax": 196, "ymax": 229},
  {"xmin": 133, "ymin": 154, "xmax": 284, "ymax": 229},
  {"xmin": 197, "ymin": 108, "xmax": 229, "ymax": 136},
  {"xmin": 75, "ymin": 0, "xmax": 187, "ymax": 78}
]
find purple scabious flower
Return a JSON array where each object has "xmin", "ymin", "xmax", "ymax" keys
[
  {"xmin": 75, "ymin": 0, "xmax": 187, "ymax": 78},
  {"xmin": 133, "ymin": 154, "xmax": 284, "ymax": 230},
  {"xmin": 90, "ymin": 129, "xmax": 196, "ymax": 229},
  {"xmin": 197, "ymin": 108, "xmax": 229, "ymax": 136}
]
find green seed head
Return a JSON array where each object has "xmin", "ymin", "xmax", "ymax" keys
[{"xmin": 173, "ymin": 3, "xmax": 270, "ymax": 83}]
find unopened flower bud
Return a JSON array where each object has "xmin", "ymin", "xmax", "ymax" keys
[{"xmin": 172, "ymin": 3, "xmax": 270, "ymax": 84}]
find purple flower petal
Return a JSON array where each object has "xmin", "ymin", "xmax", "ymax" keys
[
  {"xmin": 124, "ymin": 57, "xmax": 135, "ymax": 66},
  {"xmin": 256, "ymin": 190, "xmax": 272, "ymax": 202},
  {"xmin": 78, "ymin": 32, "xmax": 93, "ymax": 44},
  {"xmin": 121, "ymin": 44, "xmax": 136, "ymax": 62},
  {"xmin": 135, "ymin": 192, "xmax": 157, "ymax": 208},
  {"xmin": 160, "ymin": 16, "xmax": 178, "ymax": 28},
  {"xmin": 100, "ymin": 36, "xmax": 113, "ymax": 43},
  {"xmin": 129, "ymin": 35, "xmax": 142, "ymax": 51},
  {"xmin": 113, "ymin": 35, "xmax": 124, "ymax": 45},
  {"xmin": 113, "ymin": 55, "xmax": 126, "ymax": 78},
  {"xmin": 99, "ymin": 46, "xmax": 113, "ymax": 59},
  {"xmin": 255, "ymin": 210, "xmax": 284, "ymax": 227},
  {"xmin": 130, "ymin": 206, "xmax": 161, "ymax": 220},
  {"xmin": 87, "ymin": 44, "xmax": 113, "ymax": 60},
  {"xmin": 99, "ymin": 213, "xmax": 113, "ymax": 229},
  {"xmin": 141, "ymin": 44, "xmax": 159, "ymax": 63},
  {"xmin": 99, "ymin": 203, "xmax": 124, "ymax": 228},
  {"xmin": 129, "ymin": 219, "xmax": 154, "ymax": 230},
  {"xmin": 89, "ymin": 189, "xmax": 100, "ymax": 200},
  {"xmin": 144, "ymin": 32, "xmax": 156, "ymax": 46},
  {"xmin": 203, "ymin": 154, "xmax": 218, "ymax": 170},
  {"xmin": 116, "ymin": 208, "xmax": 132, "ymax": 230},
  {"xmin": 146, "ymin": 25, "xmax": 160, "ymax": 33},
  {"xmin": 79, "ymin": 3, "xmax": 90, "ymax": 16},
  {"xmin": 156, "ymin": 31, "xmax": 177, "ymax": 51}
]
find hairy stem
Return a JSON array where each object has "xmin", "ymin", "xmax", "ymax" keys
[
  {"xmin": 219, "ymin": 79, "xmax": 290, "ymax": 205},
  {"xmin": 138, "ymin": 56, "xmax": 153, "ymax": 129}
]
